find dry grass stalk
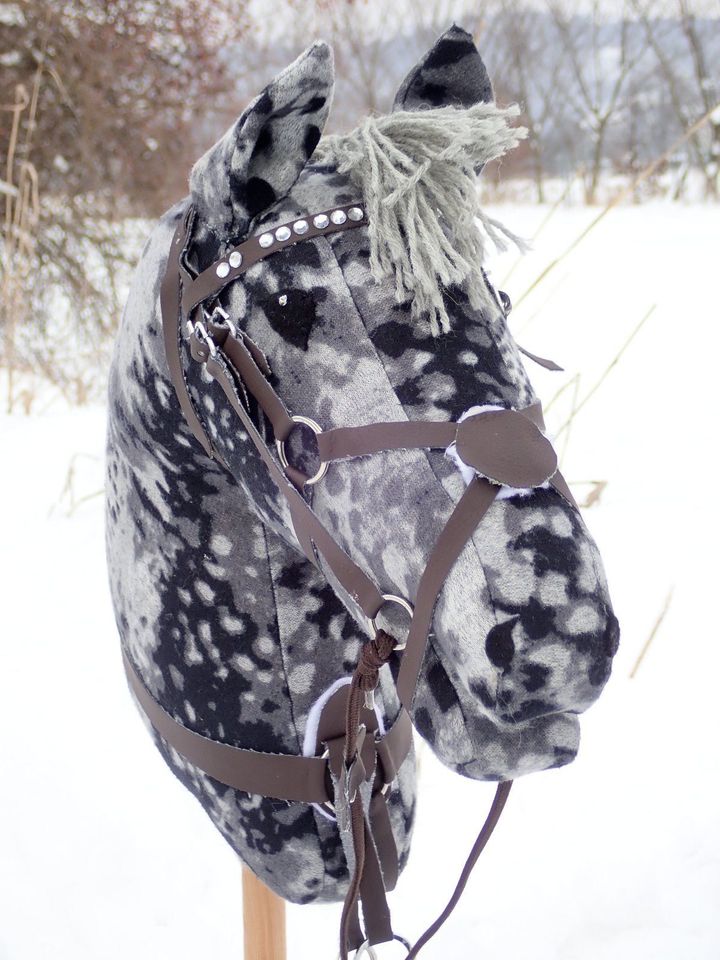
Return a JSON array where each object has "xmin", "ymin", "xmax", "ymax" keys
[
  {"xmin": 516, "ymin": 271, "xmax": 570, "ymax": 336},
  {"xmin": 2, "ymin": 35, "xmax": 46, "ymax": 414},
  {"xmin": 578, "ymin": 480, "xmax": 608, "ymax": 508},
  {"xmin": 630, "ymin": 587, "xmax": 674, "ymax": 679},
  {"xmin": 499, "ymin": 167, "xmax": 583, "ymax": 288},
  {"xmin": 553, "ymin": 304, "xmax": 655, "ymax": 440},
  {"xmin": 49, "ymin": 452, "xmax": 103, "ymax": 518},
  {"xmin": 2, "ymin": 86, "xmax": 29, "ymax": 413},
  {"xmin": 513, "ymin": 101, "xmax": 720, "ymax": 310},
  {"xmin": 558, "ymin": 371, "xmax": 581, "ymax": 468},
  {"xmin": 545, "ymin": 371, "xmax": 581, "ymax": 414}
]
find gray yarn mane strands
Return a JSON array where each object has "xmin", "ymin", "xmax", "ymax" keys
[{"xmin": 318, "ymin": 102, "xmax": 528, "ymax": 335}]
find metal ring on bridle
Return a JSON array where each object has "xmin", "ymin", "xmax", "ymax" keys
[
  {"xmin": 367, "ymin": 594, "xmax": 414, "ymax": 651},
  {"xmin": 275, "ymin": 414, "xmax": 328, "ymax": 486},
  {"xmin": 353, "ymin": 934, "xmax": 412, "ymax": 959},
  {"xmin": 353, "ymin": 943, "xmax": 379, "ymax": 960}
]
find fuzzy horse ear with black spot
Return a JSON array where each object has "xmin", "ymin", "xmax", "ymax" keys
[
  {"xmin": 190, "ymin": 41, "xmax": 334, "ymax": 240},
  {"xmin": 391, "ymin": 24, "xmax": 493, "ymax": 113}
]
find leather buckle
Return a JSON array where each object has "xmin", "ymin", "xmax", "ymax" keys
[
  {"xmin": 374, "ymin": 734, "xmax": 397, "ymax": 788},
  {"xmin": 343, "ymin": 724, "xmax": 367, "ymax": 803},
  {"xmin": 188, "ymin": 319, "xmax": 218, "ymax": 362},
  {"xmin": 319, "ymin": 747, "xmax": 337, "ymax": 814},
  {"xmin": 206, "ymin": 307, "xmax": 233, "ymax": 343}
]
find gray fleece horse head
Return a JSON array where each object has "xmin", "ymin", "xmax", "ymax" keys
[{"xmin": 105, "ymin": 24, "xmax": 619, "ymax": 923}]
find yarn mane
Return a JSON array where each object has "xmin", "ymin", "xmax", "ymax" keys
[{"xmin": 317, "ymin": 102, "xmax": 528, "ymax": 335}]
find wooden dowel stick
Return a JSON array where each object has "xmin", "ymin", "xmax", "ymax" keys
[{"xmin": 242, "ymin": 866, "xmax": 287, "ymax": 960}]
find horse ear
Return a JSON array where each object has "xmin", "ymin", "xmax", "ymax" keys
[
  {"xmin": 392, "ymin": 25, "xmax": 493, "ymax": 112},
  {"xmin": 190, "ymin": 41, "xmax": 334, "ymax": 238}
]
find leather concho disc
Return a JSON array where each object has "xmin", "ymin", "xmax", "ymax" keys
[{"xmin": 455, "ymin": 409, "xmax": 558, "ymax": 488}]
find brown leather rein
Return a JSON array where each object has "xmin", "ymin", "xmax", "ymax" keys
[{"xmin": 124, "ymin": 201, "xmax": 580, "ymax": 958}]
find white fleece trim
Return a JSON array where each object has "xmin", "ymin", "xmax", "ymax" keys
[
  {"xmin": 302, "ymin": 676, "xmax": 351, "ymax": 759},
  {"xmin": 444, "ymin": 404, "xmax": 550, "ymax": 500}
]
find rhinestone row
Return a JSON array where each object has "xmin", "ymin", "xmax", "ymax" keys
[
  {"xmin": 258, "ymin": 206, "xmax": 364, "ymax": 249},
  {"xmin": 215, "ymin": 206, "xmax": 364, "ymax": 278},
  {"xmin": 215, "ymin": 249, "xmax": 243, "ymax": 278}
]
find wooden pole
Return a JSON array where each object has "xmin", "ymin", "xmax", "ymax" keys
[{"xmin": 242, "ymin": 867, "xmax": 287, "ymax": 960}]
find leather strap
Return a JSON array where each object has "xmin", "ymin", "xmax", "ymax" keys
[
  {"xmin": 318, "ymin": 419, "xmax": 456, "ymax": 461},
  {"xmin": 398, "ymin": 475, "xmax": 501, "ymax": 708},
  {"xmin": 207, "ymin": 317, "xmax": 296, "ymax": 441},
  {"xmin": 204, "ymin": 347, "xmax": 392, "ymax": 618},
  {"xmin": 316, "ymin": 408, "xmax": 576, "ymax": 510},
  {"xmin": 338, "ymin": 630, "xmax": 398, "ymax": 955},
  {"xmin": 315, "ymin": 680, "xmax": 405, "ymax": 949},
  {"xmin": 160, "ymin": 213, "xmax": 223, "ymax": 463},
  {"xmin": 182, "ymin": 203, "xmax": 366, "ymax": 316},
  {"xmin": 368, "ymin": 790, "xmax": 399, "ymax": 891},
  {"xmin": 315, "ymin": 402, "xmax": 550, "ymax": 461},
  {"xmin": 517, "ymin": 344, "xmax": 564, "ymax": 372},
  {"xmin": 123, "ymin": 650, "xmax": 411, "ymax": 805},
  {"xmin": 406, "ymin": 780, "xmax": 513, "ymax": 959},
  {"xmin": 126, "ymin": 642, "xmax": 410, "ymax": 951},
  {"xmin": 174, "ymin": 234, "xmax": 385, "ymax": 596},
  {"xmin": 317, "ymin": 409, "xmax": 559, "ymax": 490},
  {"xmin": 320, "ymin": 737, "xmax": 396, "ymax": 951},
  {"xmin": 123, "ymin": 651, "xmax": 330, "ymax": 802}
]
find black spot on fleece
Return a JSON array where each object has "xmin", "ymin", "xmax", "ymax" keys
[{"xmin": 261, "ymin": 289, "xmax": 317, "ymax": 351}]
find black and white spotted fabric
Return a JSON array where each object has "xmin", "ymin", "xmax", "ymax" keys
[{"xmin": 105, "ymin": 26, "xmax": 619, "ymax": 904}]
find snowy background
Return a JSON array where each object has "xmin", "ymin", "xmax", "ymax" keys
[{"xmin": 2, "ymin": 201, "xmax": 718, "ymax": 959}]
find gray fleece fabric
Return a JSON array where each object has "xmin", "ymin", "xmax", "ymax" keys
[{"xmin": 105, "ymin": 26, "xmax": 619, "ymax": 904}]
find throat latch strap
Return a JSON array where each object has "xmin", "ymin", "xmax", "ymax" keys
[{"xmin": 406, "ymin": 781, "xmax": 513, "ymax": 959}]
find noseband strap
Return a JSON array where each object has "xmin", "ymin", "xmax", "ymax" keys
[{"xmin": 132, "ymin": 205, "xmax": 582, "ymax": 958}]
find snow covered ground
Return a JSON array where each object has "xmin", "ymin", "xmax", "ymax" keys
[{"xmin": 1, "ymin": 202, "xmax": 718, "ymax": 959}]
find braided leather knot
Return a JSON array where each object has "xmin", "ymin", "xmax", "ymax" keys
[
  {"xmin": 344, "ymin": 629, "xmax": 398, "ymax": 766},
  {"xmin": 355, "ymin": 628, "xmax": 397, "ymax": 692}
]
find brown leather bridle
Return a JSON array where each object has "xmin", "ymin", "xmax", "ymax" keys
[{"xmin": 123, "ymin": 200, "xmax": 579, "ymax": 958}]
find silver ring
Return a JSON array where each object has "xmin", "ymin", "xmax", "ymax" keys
[
  {"xmin": 354, "ymin": 944, "xmax": 379, "ymax": 960},
  {"xmin": 367, "ymin": 594, "xmax": 414, "ymax": 650},
  {"xmin": 275, "ymin": 415, "xmax": 328, "ymax": 486},
  {"xmin": 353, "ymin": 935, "xmax": 411, "ymax": 959}
]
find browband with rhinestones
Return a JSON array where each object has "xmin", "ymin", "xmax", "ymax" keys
[{"xmin": 181, "ymin": 203, "xmax": 367, "ymax": 315}]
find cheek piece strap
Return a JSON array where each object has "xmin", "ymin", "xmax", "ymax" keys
[{"xmin": 126, "ymin": 203, "xmax": 580, "ymax": 959}]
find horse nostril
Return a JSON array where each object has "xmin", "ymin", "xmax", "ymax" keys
[{"xmin": 485, "ymin": 617, "xmax": 517, "ymax": 671}]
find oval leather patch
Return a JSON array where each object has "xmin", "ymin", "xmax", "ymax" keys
[{"xmin": 455, "ymin": 409, "xmax": 557, "ymax": 488}]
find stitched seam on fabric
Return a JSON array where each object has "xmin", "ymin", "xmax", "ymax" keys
[
  {"xmin": 122, "ymin": 647, "xmax": 235, "ymax": 805},
  {"xmin": 261, "ymin": 523, "xmax": 301, "ymax": 755},
  {"xmin": 261, "ymin": 519, "xmax": 334, "ymax": 898},
  {"xmin": 166, "ymin": 214, "xmax": 215, "ymax": 456},
  {"xmin": 210, "ymin": 352, "xmax": 294, "ymax": 537},
  {"xmin": 324, "ymin": 232, "xmax": 504, "ymax": 722},
  {"xmin": 573, "ymin": 502, "xmax": 612, "ymax": 671}
]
